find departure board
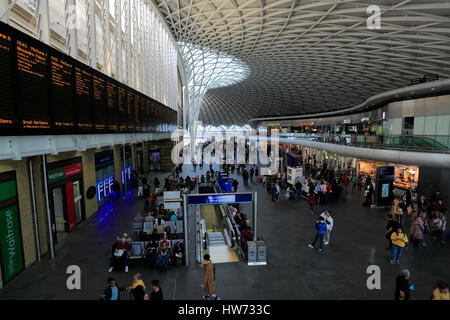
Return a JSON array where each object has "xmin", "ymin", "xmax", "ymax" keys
[
  {"xmin": 75, "ymin": 66, "xmax": 93, "ymax": 130},
  {"xmin": 134, "ymin": 93, "xmax": 141, "ymax": 132},
  {"xmin": 17, "ymin": 39, "xmax": 50, "ymax": 130},
  {"xmin": 146, "ymin": 99, "xmax": 152, "ymax": 132},
  {"xmin": 107, "ymin": 81, "xmax": 118, "ymax": 132},
  {"xmin": 141, "ymin": 96, "xmax": 147, "ymax": 132},
  {"xmin": 93, "ymin": 74, "xmax": 107, "ymax": 131},
  {"xmin": 117, "ymin": 85, "xmax": 127, "ymax": 132},
  {"xmin": 51, "ymin": 55, "xmax": 74, "ymax": 129},
  {"xmin": 0, "ymin": 21, "xmax": 176, "ymax": 136},
  {"xmin": 0, "ymin": 30, "xmax": 16, "ymax": 131},
  {"xmin": 127, "ymin": 89, "xmax": 135, "ymax": 132}
]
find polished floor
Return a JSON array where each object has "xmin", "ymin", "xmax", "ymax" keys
[{"xmin": 0, "ymin": 164, "xmax": 449, "ymax": 300}]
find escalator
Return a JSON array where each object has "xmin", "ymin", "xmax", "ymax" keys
[{"xmin": 193, "ymin": 180, "xmax": 243, "ymax": 264}]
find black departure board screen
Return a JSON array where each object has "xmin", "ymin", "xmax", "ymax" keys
[
  {"xmin": 117, "ymin": 85, "xmax": 127, "ymax": 132},
  {"xmin": 51, "ymin": 55, "xmax": 74, "ymax": 129},
  {"xmin": 134, "ymin": 93, "xmax": 141, "ymax": 132},
  {"xmin": 127, "ymin": 90, "xmax": 135, "ymax": 132},
  {"xmin": 0, "ymin": 21, "xmax": 176, "ymax": 136},
  {"xmin": 146, "ymin": 99, "xmax": 152, "ymax": 132},
  {"xmin": 75, "ymin": 66, "xmax": 93, "ymax": 130},
  {"xmin": 93, "ymin": 74, "xmax": 107, "ymax": 131},
  {"xmin": 0, "ymin": 30, "xmax": 15, "ymax": 131},
  {"xmin": 107, "ymin": 81, "xmax": 118, "ymax": 132},
  {"xmin": 141, "ymin": 96, "xmax": 147, "ymax": 132},
  {"xmin": 17, "ymin": 39, "xmax": 50, "ymax": 130}
]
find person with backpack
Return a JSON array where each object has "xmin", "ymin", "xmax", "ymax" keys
[
  {"xmin": 308, "ymin": 216, "xmax": 328, "ymax": 252},
  {"xmin": 201, "ymin": 254, "xmax": 216, "ymax": 300}
]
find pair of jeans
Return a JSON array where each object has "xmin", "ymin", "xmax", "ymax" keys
[
  {"xmin": 110, "ymin": 253, "xmax": 129, "ymax": 268},
  {"xmin": 390, "ymin": 244, "xmax": 405, "ymax": 261},
  {"xmin": 311, "ymin": 233, "xmax": 325, "ymax": 249},
  {"xmin": 296, "ymin": 189, "xmax": 302, "ymax": 199},
  {"xmin": 157, "ymin": 253, "xmax": 171, "ymax": 269}
]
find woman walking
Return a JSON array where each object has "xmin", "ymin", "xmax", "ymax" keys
[
  {"xmin": 390, "ymin": 227, "xmax": 409, "ymax": 264},
  {"xmin": 201, "ymin": 254, "xmax": 216, "ymax": 300}
]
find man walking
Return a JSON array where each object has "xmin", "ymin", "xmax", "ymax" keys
[{"xmin": 308, "ymin": 216, "xmax": 328, "ymax": 251}]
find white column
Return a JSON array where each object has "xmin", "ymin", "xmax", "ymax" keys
[
  {"xmin": 64, "ymin": 0, "xmax": 78, "ymax": 59},
  {"xmin": 86, "ymin": 0, "xmax": 97, "ymax": 68},
  {"xmin": 101, "ymin": 0, "xmax": 111, "ymax": 75},
  {"xmin": 114, "ymin": 0, "xmax": 122, "ymax": 81},
  {"xmin": 36, "ymin": 0, "xmax": 51, "ymax": 44}
]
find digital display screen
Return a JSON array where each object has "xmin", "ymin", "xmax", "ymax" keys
[
  {"xmin": 51, "ymin": 55, "xmax": 74, "ymax": 129},
  {"xmin": 117, "ymin": 85, "xmax": 127, "ymax": 132},
  {"xmin": 17, "ymin": 39, "xmax": 50, "ymax": 130},
  {"xmin": 134, "ymin": 93, "xmax": 141, "ymax": 132},
  {"xmin": 107, "ymin": 81, "xmax": 118, "ymax": 132},
  {"xmin": 75, "ymin": 66, "xmax": 93, "ymax": 130},
  {"xmin": 127, "ymin": 90, "xmax": 135, "ymax": 132},
  {"xmin": 0, "ymin": 21, "xmax": 176, "ymax": 136},
  {"xmin": 0, "ymin": 30, "xmax": 16, "ymax": 132},
  {"xmin": 188, "ymin": 193, "xmax": 253, "ymax": 205},
  {"xmin": 93, "ymin": 74, "xmax": 107, "ymax": 131}
]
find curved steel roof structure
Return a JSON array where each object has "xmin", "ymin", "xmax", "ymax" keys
[{"xmin": 154, "ymin": 0, "xmax": 450, "ymax": 126}]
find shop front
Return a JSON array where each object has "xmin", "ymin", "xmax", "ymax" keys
[
  {"xmin": 46, "ymin": 158, "xmax": 85, "ymax": 244},
  {"xmin": 358, "ymin": 159, "xmax": 419, "ymax": 191},
  {"xmin": 95, "ymin": 150, "xmax": 115, "ymax": 207},
  {"xmin": 0, "ymin": 171, "xmax": 25, "ymax": 285},
  {"xmin": 148, "ymin": 144, "xmax": 161, "ymax": 171},
  {"xmin": 392, "ymin": 165, "xmax": 419, "ymax": 191}
]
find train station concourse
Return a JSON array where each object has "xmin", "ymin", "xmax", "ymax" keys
[{"xmin": 0, "ymin": 0, "xmax": 449, "ymax": 308}]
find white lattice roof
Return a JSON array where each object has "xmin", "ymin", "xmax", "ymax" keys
[{"xmin": 154, "ymin": 0, "xmax": 450, "ymax": 125}]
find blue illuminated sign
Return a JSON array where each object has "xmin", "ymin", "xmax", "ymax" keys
[
  {"xmin": 98, "ymin": 176, "xmax": 115, "ymax": 202},
  {"xmin": 121, "ymin": 167, "xmax": 132, "ymax": 184}
]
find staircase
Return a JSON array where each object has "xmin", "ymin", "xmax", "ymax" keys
[{"xmin": 207, "ymin": 232, "xmax": 226, "ymax": 247}]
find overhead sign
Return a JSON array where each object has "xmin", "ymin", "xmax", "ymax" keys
[
  {"xmin": 48, "ymin": 162, "xmax": 82, "ymax": 184},
  {"xmin": 188, "ymin": 193, "xmax": 253, "ymax": 206}
]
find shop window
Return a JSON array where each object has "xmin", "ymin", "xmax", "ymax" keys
[
  {"xmin": 404, "ymin": 117, "xmax": 414, "ymax": 129},
  {"xmin": 413, "ymin": 117, "xmax": 425, "ymax": 135}
]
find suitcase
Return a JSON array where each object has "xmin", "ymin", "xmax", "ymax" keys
[{"xmin": 257, "ymin": 177, "xmax": 263, "ymax": 183}]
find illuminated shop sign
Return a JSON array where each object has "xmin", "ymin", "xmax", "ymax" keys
[
  {"xmin": 361, "ymin": 117, "xmax": 369, "ymax": 122},
  {"xmin": 121, "ymin": 166, "xmax": 132, "ymax": 184},
  {"xmin": 343, "ymin": 119, "xmax": 351, "ymax": 124},
  {"xmin": 97, "ymin": 176, "xmax": 115, "ymax": 202}
]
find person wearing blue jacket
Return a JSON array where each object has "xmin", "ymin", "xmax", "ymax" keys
[{"xmin": 308, "ymin": 217, "xmax": 328, "ymax": 251}]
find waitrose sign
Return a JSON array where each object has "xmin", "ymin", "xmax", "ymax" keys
[{"xmin": 0, "ymin": 205, "xmax": 24, "ymax": 283}]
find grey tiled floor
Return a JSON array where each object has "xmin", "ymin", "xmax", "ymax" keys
[{"xmin": 0, "ymin": 165, "xmax": 449, "ymax": 300}]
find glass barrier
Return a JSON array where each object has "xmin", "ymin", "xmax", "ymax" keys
[{"xmin": 280, "ymin": 133, "xmax": 450, "ymax": 153}]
